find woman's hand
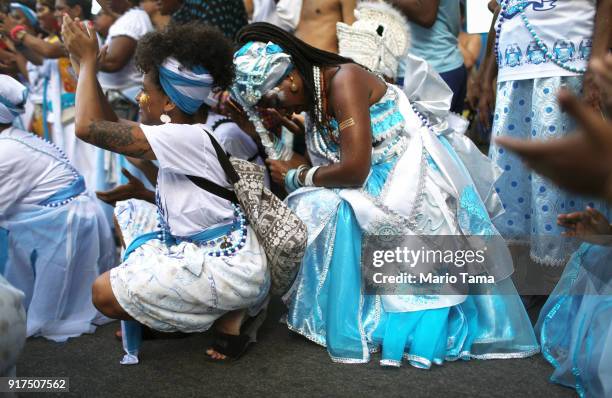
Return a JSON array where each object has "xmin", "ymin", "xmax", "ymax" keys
[
  {"xmin": 1, "ymin": 35, "xmax": 17, "ymax": 52},
  {"xmin": 95, "ymin": 168, "xmax": 153, "ymax": 205},
  {"xmin": 0, "ymin": 47, "xmax": 17, "ymax": 70},
  {"xmin": 0, "ymin": 13, "xmax": 19, "ymax": 35},
  {"xmin": 61, "ymin": 14, "xmax": 98, "ymax": 65},
  {"xmin": 557, "ymin": 207, "xmax": 612, "ymax": 245},
  {"xmin": 582, "ymin": 68, "xmax": 601, "ymax": 113},
  {"xmin": 222, "ymin": 95, "xmax": 259, "ymax": 141},
  {"xmin": 265, "ymin": 159, "xmax": 290, "ymax": 185},
  {"xmin": 289, "ymin": 114, "xmax": 305, "ymax": 135}
]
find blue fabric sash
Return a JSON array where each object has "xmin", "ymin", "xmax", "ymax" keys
[
  {"xmin": 122, "ymin": 219, "xmax": 241, "ymax": 261},
  {"xmin": 0, "ymin": 227, "xmax": 8, "ymax": 275},
  {"xmin": 42, "ymin": 77, "xmax": 50, "ymax": 140},
  {"xmin": 38, "ymin": 175, "xmax": 86, "ymax": 206},
  {"xmin": 122, "ymin": 231, "xmax": 159, "ymax": 261}
]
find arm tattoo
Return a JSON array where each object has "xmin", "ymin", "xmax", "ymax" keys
[{"xmin": 88, "ymin": 121, "xmax": 152, "ymax": 158}]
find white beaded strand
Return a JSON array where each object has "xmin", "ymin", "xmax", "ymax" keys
[{"xmin": 495, "ymin": 0, "xmax": 587, "ymax": 74}]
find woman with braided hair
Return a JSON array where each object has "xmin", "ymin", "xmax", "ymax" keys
[{"xmin": 227, "ymin": 22, "xmax": 539, "ymax": 368}]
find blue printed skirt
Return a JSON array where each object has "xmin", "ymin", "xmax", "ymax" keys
[{"xmin": 488, "ymin": 76, "xmax": 609, "ymax": 265}]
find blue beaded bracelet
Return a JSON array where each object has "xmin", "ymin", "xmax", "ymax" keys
[{"xmin": 285, "ymin": 169, "xmax": 299, "ymax": 193}]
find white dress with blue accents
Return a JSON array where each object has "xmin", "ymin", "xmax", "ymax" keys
[
  {"xmin": 0, "ymin": 127, "xmax": 115, "ymax": 342},
  {"xmin": 109, "ymin": 124, "xmax": 270, "ymax": 334},
  {"xmin": 284, "ymin": 84, "xmax": 539, "ymax": 368}
]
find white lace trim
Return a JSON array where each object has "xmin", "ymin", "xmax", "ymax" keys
[{"xmin": 380, "ymin": 359, "xmax": 401, "ymax": 367}]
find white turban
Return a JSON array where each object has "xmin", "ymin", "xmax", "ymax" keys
[{"xmin": 0, "ymin": 75, "xmax": 27, "ymax": 124}]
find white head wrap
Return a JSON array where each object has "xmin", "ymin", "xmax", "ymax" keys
[
  {"xmin": 230, "ymin": 41, "xmax": 294, "ymax": 159},
  {"xmin": 337, "ymin": 1, "xmax": 410, "ymax": 81},
  {"xmin": 231, "ymin": 41, "xmax": 293, "ymax": 108},
  {"xmin": 0, "ymin": 75, "xmax": 27, "ymax": 124}
]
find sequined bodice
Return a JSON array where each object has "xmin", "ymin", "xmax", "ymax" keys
[{"xmin": 307, "ymin": 84, "xmax": 408, "ymax": 166}]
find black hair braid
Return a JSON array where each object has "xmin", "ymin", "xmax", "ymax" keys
[{"xmin": 236, "ymin": 22, "xmax": 356, "ymax": 131}]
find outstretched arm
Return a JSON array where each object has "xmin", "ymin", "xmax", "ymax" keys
[
  {"xmin": 19, "ymin": 34, "xmax": 67, "ymax": 59},
  {"xmin": 62, "ymin": 16, "xmax": 154, "ymax": 160}
]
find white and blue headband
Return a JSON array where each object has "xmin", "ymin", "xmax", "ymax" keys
[
  {"xmin": 10, "ymin": 3, "xmax": 38, "ymax": 27},
  {"xmin": 0, "ymin": 75, "xmax": 27, "ymax": 124},
  {"xmin": 158, "ymin": 57, "xmax": 215, "ymax": 115}
]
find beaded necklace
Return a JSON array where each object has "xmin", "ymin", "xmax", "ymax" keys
[
  {"xmin": 412, "ymin": 104, "xmax": 437, "ymax": 134},
  {"xmin": 495, "ymin": 0, "xmax": 587, "ymax": 74},
  {"xmin": 155, "ymin": 192, "xmax": 248, "ymax": 257},
  {"xmin": 310, "ymin": 71, "xmax": 414, "ymax": 165},
  {"xmin": 311, "ymin": 66, "xmax": 341, "ymax": 163}
]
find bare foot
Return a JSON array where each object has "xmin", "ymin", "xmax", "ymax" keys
[{"xmin": 206, "ymin": 309, "xmax": 246, "ymax": 360}]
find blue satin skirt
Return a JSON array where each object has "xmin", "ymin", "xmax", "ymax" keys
[
  {"xmin": 285, "ymin": 162, "xmax": 539, "ymax": 367},
  {"xmin": 537, "ymin": 244, "xmax": 612, "ymax": 397}
]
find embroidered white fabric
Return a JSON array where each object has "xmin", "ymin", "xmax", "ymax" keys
[{"xmin": 337, "ymin": 1, "xmax": 410, "ymax": 80}]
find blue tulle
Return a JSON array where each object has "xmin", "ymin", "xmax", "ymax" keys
[
  {"xmin": 537, "ymin": 243, "xmax": 612, "ymax": 398},
  {"xmin": 2, "ymin": 199, "xmax": 114, "ymax": 341},
  {"xmin": 286, "ymin": 161, "xmax": 539, "ymax": 367}
]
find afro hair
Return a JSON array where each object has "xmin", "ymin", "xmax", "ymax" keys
[{"xmin": 135, "ymin": 22, "xmax": 235, "ymax": 91}]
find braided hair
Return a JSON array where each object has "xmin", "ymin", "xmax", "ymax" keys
[{"xmin": 236, "ymin": 22, "xmax": 357, "ymax": 130}]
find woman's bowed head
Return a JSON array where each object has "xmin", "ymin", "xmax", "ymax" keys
[{"xmin": 229, "ymin": 23, "xmax": 390, "ymax": 188}]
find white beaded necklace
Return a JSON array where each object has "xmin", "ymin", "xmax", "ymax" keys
[
  {"xmin": 495, "ymin": 0, "xmax": 588, "ymax": 74},
  {"xmin": 311, "ymin": 66, "xmax": 341, "ymax": 163}
]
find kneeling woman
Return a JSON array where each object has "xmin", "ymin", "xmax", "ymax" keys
[
  {"xmin": 230, "ymin": 23, "xmax": 539, "ymax": 368},
  {"xmin": 0, "ymin": 75, "xmax": 114, "ymax": 342},
  {"xmin": 62, "ymin": 20, "xmax": 270, "ymax": 362}
]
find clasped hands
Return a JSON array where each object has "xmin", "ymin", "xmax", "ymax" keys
[{"xmin": 60, "ymin": 14, "xmax": 107, "ymax": 71}]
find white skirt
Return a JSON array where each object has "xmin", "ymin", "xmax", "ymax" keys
[{"xmin": 110, "ymin": 200, "xmax": 270, "ymax": 333}]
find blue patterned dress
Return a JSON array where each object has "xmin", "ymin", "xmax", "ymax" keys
[
  {"xmin": 489, "ymin": 77, "xmax": 610, "ymax": 265},
  {"xmin": 284, "ymin": 84, "xmax": 539, "ymax": 367},
  {"xmin": 488, "ymin": 0, "xmax": 608, "ymax": 265}
]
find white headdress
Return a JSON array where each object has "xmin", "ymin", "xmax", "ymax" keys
[
  {"xmin": 0, "ymin": 74, "xmax": 27, "ymax": 124},
  {"xmin": 337, "ymin": 1, "xmax": 410, "ymax": 81}
]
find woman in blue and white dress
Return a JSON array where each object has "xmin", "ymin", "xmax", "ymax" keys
[
  {"xmin": 537, "ymin": 207, "xmax": 612, "ymax": 398},
  {"xmin": 484, "ymin": 0, "xmax": 610, "ymax": 267},
  {"xmin": 61, "ymin": 20, "xmax": 270, "ymax": 363},
  {"xmin": 229, "ymin": 23, "xmax": 539, "ymax": 368},
  {"xmin": 0, "ymin": 75, "xmax": 115, "ymax": 342}
]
